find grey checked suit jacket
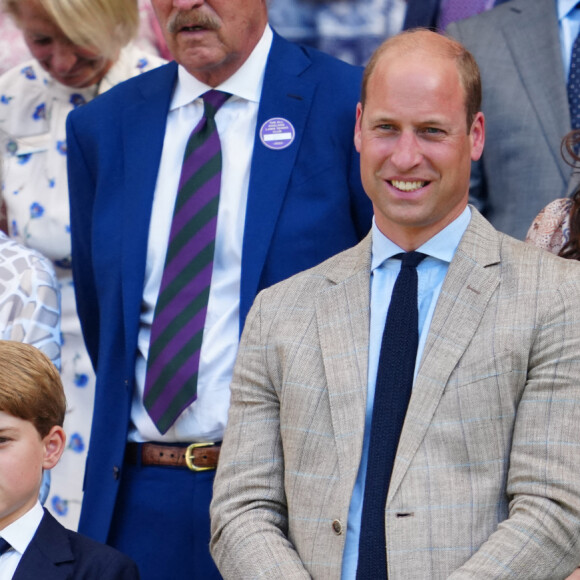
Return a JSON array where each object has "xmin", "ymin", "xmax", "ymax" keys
[
  {"xmin": 448, "ymin": 0, "xmax": 575, "ymax": 240},
  {"xmin": 211, "ymin": 209, "xmax": 580, "ymax": 579}
]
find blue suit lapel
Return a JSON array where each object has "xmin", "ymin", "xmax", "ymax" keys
[
  {"xmin": 121, "ymin": 62, "xmax": 177, "ymax": 359},
  {"xmin": 13, "ymin": 510, "xmax": 73, "ymax": 580},
  {"xmin": 240, "ymin": 34, "xmax": 316, "ymax": 331}
]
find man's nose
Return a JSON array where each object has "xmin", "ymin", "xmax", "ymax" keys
[{"xmin": 390, "ymin": 131, "xmax": 422, "ymax": 171}]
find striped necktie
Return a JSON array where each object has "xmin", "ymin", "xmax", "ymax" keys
[{"xmin": 144, "ymin": 90, "xmax": 231, "ymax": 434}]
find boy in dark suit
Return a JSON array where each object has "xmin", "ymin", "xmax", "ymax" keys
[{"xmin": 0, "ymin": 341, "xmax": 139, "ymax": 580}]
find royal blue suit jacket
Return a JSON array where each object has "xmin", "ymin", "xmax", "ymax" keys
[
  {"xmin": 13, "ymin": 509, "xmax": 139, "ymax": 580},
  {"xmin": 66, "ymin": 32, "xmax": 372, "ymax": 542}
]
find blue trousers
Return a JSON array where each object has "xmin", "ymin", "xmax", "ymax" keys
[{"xmin": 107, "ymin": 450, "xmax": 221, "ymax": 580}]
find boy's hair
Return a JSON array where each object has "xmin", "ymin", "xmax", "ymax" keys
[{"xmin": 0, "ymin": 341, "xmax": 66, "ymax": 437}]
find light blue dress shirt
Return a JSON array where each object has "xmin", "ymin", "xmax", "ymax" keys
[
  {"xmin": 341, "ymin": 207, "xmax": 471, "ymax": 579},
  {"xmin": 559, "ymin": 0, "xmax": 580, "ymax": 78}
]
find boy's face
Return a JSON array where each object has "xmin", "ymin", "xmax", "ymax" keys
[{"xmin": 0, "ymin": 411, "xmax": 64, "ymax": 530}]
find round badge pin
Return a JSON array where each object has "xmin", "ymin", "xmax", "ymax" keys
[{"xmin": 260, "ymin": 117, "xmax": 295, "ymax": 150}]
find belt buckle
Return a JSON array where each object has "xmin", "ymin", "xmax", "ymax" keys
[{"xmin": 185, "ymin": 442, "xmax": 215, "ymax": 472}]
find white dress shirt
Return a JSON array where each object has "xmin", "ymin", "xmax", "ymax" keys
[
  {"xmin": 0, "ymin": 502, "xmax": 43, "ymax": 580},
  {"xmin": 130, "ymin": 26, "xmax": 274, "ymax": 443}
]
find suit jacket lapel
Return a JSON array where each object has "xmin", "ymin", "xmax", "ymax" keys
[
  {"xmin": 316, "ymin": 236, "xmax": 371, "ymax": 486},
  {"xmin": 387, "ymin": 210, "xmax": 501, "ymax": 503},
  {"xmin": 14, "ymin": 510, "xmax": 73, "ymax": 580},
  {"xmin": 500, "ymin": 0, "xmax": 570, "ymax": 181},
  {"xmin": 240, "ymin": 33, "xmax": 317, "ymax": 331},
  {"xmin": 121, "ymin": 63, "xmax": 177, "ymax": 358}
]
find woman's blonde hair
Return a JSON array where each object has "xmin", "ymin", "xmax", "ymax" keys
[{"xmin": 2, "ymin": 0, "xmax": 139, "ymax": 60}]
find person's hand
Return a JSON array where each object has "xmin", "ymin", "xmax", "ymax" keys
[{"xmin": 565, "ymin": 568, "xmax": 580, "ymax": 580}]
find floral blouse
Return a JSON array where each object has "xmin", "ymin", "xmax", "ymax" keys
[
  {"xmin": 525, "ymin": 198, "xmax": 572, "ymax": 256},
  {"xmin": 0, "ymin": 43, "xmax": 165, "ymax": 530}
]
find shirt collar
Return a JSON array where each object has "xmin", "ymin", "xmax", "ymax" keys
[
  {"xmin": 171, "ymin": 24, "xmax": 273, "ymax": 111},
  {"xmin": 371, "ymin": 206, "xmax": 471, "ymax": 271},
  {"xmin": 558, "ymin": 0, "xmax": 579, "ymax": 21},
  {"xmin": 0, "ymin": 501, "xmax": 44, "ymax": 556}
]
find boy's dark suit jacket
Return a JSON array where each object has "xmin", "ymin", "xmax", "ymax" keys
[{"xmin": 13, "ymin": 509, "xmax": 139, "ymax": 580}]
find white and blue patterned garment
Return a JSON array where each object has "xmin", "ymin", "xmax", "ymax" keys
[
  {"xmin": 0, "ymin": 43, "xmax": 165, "ymax": 530},
  {"xmin": 268, "ymin": 0, "xmax": 407, "ymax": 66},
  {"xmin": 0, "ymin": 230, "xmax": 60, "ymax": 365}
]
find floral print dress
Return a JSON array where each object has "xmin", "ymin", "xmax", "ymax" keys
[{"xmin": 0, "ymin": 44, "xmax": 165, "ymax": 530}]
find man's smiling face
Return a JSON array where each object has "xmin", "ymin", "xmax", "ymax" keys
[{"xmin": 354, "ymin": 44, "xmax": 484, "ymax": 251}]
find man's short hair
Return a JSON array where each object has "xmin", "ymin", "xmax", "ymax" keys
[
  {"xmin": 360, "ymin": 29, "xmax": 482, "ymax": 131},
  {"xmin": 2, "ymin": 0, "xmax": 139, "ymax": 61},
  {"xmin": 0, "ymin": 341, "xmax": 66, "ymax": 438}
]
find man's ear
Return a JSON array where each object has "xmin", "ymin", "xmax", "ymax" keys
[
  {"xmin": 42, "ymin": 425, "xmax": 66, "ymax": 470},
  {"xmin": 470, "ymin": 111, "xmax": 485, "ymax": 161},
  {"xmin": 354, "ymin": 102, "xmax": 363, "ymax": 153}
]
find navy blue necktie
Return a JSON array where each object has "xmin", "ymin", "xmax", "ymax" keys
[
  {"xmin": 356, "ymin": 251, "xmax": 426, "ymax": 579},
  {"xmin": 568, "ymin": 11, "xmax": 580, "ymax": 134},
  {"xmin": 0, "ymin": 537, "xmax": 11, "ymax": 556}
]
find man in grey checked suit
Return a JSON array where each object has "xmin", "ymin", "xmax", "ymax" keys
[
  {"xmin": 210, "ymin": 30, "xmax": 580, "ymax": 579},
  {"xmin": 447, "ymin": 0, "xmax": 577, "ymax": 240}
]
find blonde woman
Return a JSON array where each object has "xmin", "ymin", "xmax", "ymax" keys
[{"xmin": 0, "ymin": 0, "xmax": 165, "ymax": 530}]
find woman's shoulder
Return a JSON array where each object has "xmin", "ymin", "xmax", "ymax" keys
[
  {"xmin": 0, "ymin": 60, "xmax": 49, "ymax": 134},
  {"xmin": 525, "ymin": 197, "xmax": 573, "ymax": 255},
  {"xmin": 98, "ymin": 43, "xmax": 167, "ymax": 93}
]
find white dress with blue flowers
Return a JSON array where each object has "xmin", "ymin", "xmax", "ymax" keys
[{"xmin": 0, "ymin": 44, "xmax": 165, "ymax": 530}]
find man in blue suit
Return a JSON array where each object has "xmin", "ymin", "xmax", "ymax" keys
[{"xmin": 66, "ymin": 0, "xmax": 372, "ymax": 578}]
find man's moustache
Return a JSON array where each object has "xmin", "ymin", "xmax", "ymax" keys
[{"xmin": 167, "ymin": 12, "xmax": 220, "ymax": 34}]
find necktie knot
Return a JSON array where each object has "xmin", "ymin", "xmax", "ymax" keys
[
  {"xmin": 201, "ymin": 90, "xmax": 231, "ymax": 120},
  {"xmin": 396, "ymin": 251, "xmax": 427, "ymax": 269}
]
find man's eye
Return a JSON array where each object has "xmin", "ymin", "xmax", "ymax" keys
[{"xmin": 422, "ymin": 127, "xmax": 443, "ymax": 135}]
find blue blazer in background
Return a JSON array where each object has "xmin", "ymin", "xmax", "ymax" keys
[{"xmin": 66, "ymin": 31, "xmax": 372, "ymax": 543}]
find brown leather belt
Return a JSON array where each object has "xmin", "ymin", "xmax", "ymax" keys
[{"xmin": 125, "ymin": 442, "xmax": 220, "ymax": 471}]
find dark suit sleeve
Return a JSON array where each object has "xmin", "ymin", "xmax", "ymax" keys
[
  {"xmin": 66, "ymin": 112, "xmax": 100, "ymax": 369},
  {"xmin": 403, "ymin": 0, "xmax": 440, "ymax": 29}
]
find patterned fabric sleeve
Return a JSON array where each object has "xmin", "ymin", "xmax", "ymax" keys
[
  {"xmin": 524, "ymin": 198, "xmax": 573, "ymax": 255},
  {"xmin": 0, "ymin": 233, "xmax": 61, "ymax": 369}
]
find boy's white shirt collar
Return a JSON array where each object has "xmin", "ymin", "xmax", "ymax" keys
[{"xmin": 0, "ymin": 501, "xmax": 44, "ymax": 556}]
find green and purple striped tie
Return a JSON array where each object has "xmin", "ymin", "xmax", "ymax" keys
[{"xmin": 144, "ymin": 90, "xmax": 231, "ymax": 434}]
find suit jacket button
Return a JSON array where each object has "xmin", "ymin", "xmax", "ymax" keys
[
  {"xmin": 112, "ymin": 466, "xmax": 120, "ymax": 480},
  {"xmin": 332, "ymin": 520, "xmax": 343, "ymax": 535}
]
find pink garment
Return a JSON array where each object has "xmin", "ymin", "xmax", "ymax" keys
[
  {"xmin": 0, "ymin": 13, "xmax": 31, "ymax": 75},
  {"xmin": 136, "ymin": 0, "xmax": 171, "ymax": 60}
]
